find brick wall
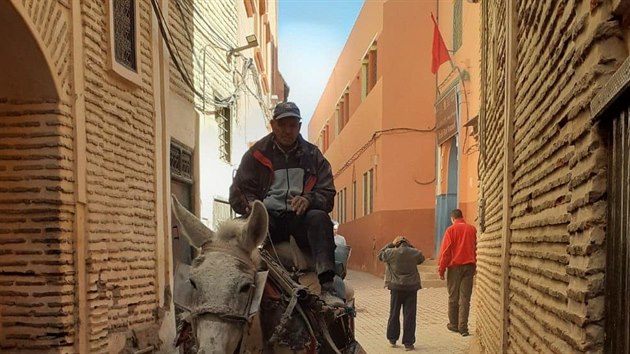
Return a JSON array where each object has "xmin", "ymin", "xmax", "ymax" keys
[
  {"xmin": 81, "ymin": 0, "xmax": 159, "ymax": 352},
  {"xmin": 478, "ymin": 1, "xmax": 628, "ymax": 353},
  {"xmin": 475, "ymin": 1, "xmax": 506, "ymax": 352},
  {"xmin": 0, "ymin": 101, "xmax": 76, "ymax": 353}
]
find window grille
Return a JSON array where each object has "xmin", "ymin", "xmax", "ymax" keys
[
  {"xmin": 113, "ymin": 0, "xmax": 137, "ymax": 71},
  {"xmin": 363, "ymin": 169, "xmax": 374, "ymax": 216},
  {"xmin": 171, "ymin": 140, "xmax": 193, "ymax": 183},
  {"xmin": 217, "ymin": 106, "xmax": 232, "ymax": 163}
]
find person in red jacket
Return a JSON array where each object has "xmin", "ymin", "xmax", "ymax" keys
[{"xmin": 437, "ymin": 209, "xmax": 477, "ymax": 337}]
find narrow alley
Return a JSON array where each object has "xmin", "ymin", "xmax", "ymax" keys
[{"xmin": 349, "ymin": 270, "xmax": 477, "ymax": 354}]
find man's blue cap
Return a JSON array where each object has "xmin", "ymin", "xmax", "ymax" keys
[{"xmin": 273, "ymin": 102, "xmax": 302, "ymax": 120}]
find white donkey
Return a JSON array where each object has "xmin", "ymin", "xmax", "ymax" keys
[{"xmin": 171, "ymin": 195, "xmax": 363, "ymax": 354}]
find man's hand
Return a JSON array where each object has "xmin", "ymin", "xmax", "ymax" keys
[
  {"xmin": 290, "ymin": 196, "xmax": 310, "ymax": 216},
  {"xmin": 439, "ymin": 273, "xmax": 445, "ymax": 281}
]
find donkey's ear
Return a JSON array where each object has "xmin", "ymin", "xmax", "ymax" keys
[
  {"xmin": 171, "ymin": 194, "xmax": 214, "ymax": 248},
  {"xmin": 242, "ymin": 200, "xmax": 268, "ymax": 252}
]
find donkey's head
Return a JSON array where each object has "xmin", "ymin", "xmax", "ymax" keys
[{"xmin": 171, "ymin": 196, "xmax": 268, "ymax": 354}]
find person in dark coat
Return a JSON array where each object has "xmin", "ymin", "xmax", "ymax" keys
[
  {"xmin": 229, "ymin": 101, "xmax": 342, "ymax": 306},
  {"xmin": 378, "ymin": 236, "xmax": 425, "ymax": 351}
]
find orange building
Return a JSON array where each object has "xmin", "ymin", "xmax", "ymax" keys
[
  {"xmin": 433, "ymin": 1, "xmax": 481, "ymax": 254},
  {"xmin": 309, "ymin": 0, "xmax": 438, "ymax": 275}
]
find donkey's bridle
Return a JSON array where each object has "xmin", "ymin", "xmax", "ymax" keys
[
  {"xmin": 187, "ymin": 243, "xmax": 259, "ymax": 353},
  {"xmin": 189, "ymin": 242, "xmax": 257, "ymax": 323}
]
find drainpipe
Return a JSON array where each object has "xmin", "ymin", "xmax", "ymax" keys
[{"xmin": 500, "ymin": 0, "xmax": 517, "ymax": 352}]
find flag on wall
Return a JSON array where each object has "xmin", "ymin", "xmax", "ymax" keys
[{"xmin": 431, "ymin": 13, "xmax": 451, "ymax": 74}]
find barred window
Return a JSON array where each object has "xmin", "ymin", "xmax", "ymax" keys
[
  {"xmin": 171, "ymin": 140, "xmax": 193, "ymax": 183},
  {"xmin": 108, "ymin": 0, "xmax": 140, "ymax": 84},
  {"xmin": 363, "ymin": 169, "xmax": 374, "ymax": 216},
  {"xmin": 217, "ymin": 106, "xmax": 232, "ymax": 163},
  {"xmin": 337, "ymin": 188, "xmax": 347, "ymax": 223},
  {"xmin": 113, "ymin": 0, "xmax": 137, "ymax": 71},
  {"xmin": 352, "ymin": 181, "xmax": 357, "ymax": 220}
]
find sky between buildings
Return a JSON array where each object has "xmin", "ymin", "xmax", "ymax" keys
[{"xmin": 278, "ymin": 0, "xmax": 364, "ymax": 136}]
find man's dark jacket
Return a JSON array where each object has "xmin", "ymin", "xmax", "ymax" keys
[
  {"xmin": 378, "ymin": 242, "xmax": 425, "ymax": 291},
  {"xmin": 229, "ymin": 133, "xmax": 336, "ymax": 215}
]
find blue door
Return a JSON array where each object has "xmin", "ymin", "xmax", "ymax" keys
[{"xmin": 435, "ymin": 137, "xmax": 459, "ymax": 255}]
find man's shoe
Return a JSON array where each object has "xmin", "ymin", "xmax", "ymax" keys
[
  {"xmin": 404, "ymin": 344, "xmax": 414, "ymax": 351},
  {"xmin": 460, "ymin": 331, "xmax": 470, "ymax": 337},
  {"xmin": 320, "ymin": 282, "xmax": 344, "ymax": 307},
  {"xmin": 447, "ymin": 324, "xmax": 459, "ymax": 333},
  {"xmin": 389, "ymin": 340, "xmax": 397, "ymax": 347}
]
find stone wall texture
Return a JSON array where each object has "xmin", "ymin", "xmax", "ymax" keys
[
  {"xmin": 81, "ymin": 0, "xmax": 159, "ymax": 352},
  {"xmin": 0, "ymin": 101, "xmax": 76, "ymax": 353},
  {"xmin": 1, "ymin": 0, "xmax": 161, "ymax": 352},
  {"xmin": 477, "ymin": 1, "xmax": 628, "ymax": 353}
]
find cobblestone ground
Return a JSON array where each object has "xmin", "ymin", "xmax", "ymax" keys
[{"xmin": 347, "ymin": 270, "xmax": 478, "ymax": 354}]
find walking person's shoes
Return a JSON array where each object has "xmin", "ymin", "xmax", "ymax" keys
[
  {"xmin": 460, "ymin": 330, "xmax": 470, "ymax": 337},
  {"xmin": 404, "ymin": 344, "xmax": 414, "ymax": 351},
  {"xmin": 446, "ymin": 324, "xmax": 459, "ymax": 333},
  {"xmin": 389, "ymin": 340, "xmax": 397, "ymax": 347}
]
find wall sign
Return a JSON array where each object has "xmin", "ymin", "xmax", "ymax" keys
[{"xmin": 435, "ymin": 86, "xmax": 458, "ymax": 144}]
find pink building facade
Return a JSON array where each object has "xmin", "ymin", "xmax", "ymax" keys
[{"xmin": 309, "ymin": 0, "xmax": 438, "ymax": 275}]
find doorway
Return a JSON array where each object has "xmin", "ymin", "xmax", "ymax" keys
[
  {"xmin": 435, "ymin": 136, "xmax": 459, "ymax": 255},
  {"xmin": 605, "ymin": 99, "xmax": 630, "ymax": 353}
]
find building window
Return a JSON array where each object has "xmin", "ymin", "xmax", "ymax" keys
[
  {"xmin": 360, "ymin": 42, "xmax": 378, "ymax": 102},
  {"xmin": 453, "ymin": 0, "xmax": 463, "ymax": 51},
  {"xmin": 217, "ymin": 106, "xmax": 232, "ymax": 163},
  {"xmin": 107, "ymin": 0, "xmax": 141, "ymax": 84},
  {"xmin": 343, "ymin": 91, "xmax": 350, "ymax": 127},
  {"xmin": 337, "ymin": 188, "xmax": 347, "ymax": 223},
  {"xmin": 171, "ymin": 140, "xmax": 193, "ymax": 183},
  {"xmin": 213, "ymin": 199, "xmax": 234, "ymax": 230},
  {"xmin": 363, "ymin": 169, "xmax": 374, "ymax": 216},
  {"xmin": 352, "ymin": 181, "xmax": 357, "ymax": 220},
  {"xmin": 322, "ymin": 125, "xmax": 330, "ymax": 152},
  {"xmin": 361, "ymin": 59, "xmax": 369, "ymax": 101},
  {"xmin": 368, "ymin": 44, "xmax": 378, "ymax": 91}
]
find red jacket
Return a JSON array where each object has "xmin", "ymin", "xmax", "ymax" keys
[{"xmin": 438, "ymin": 218, "xmax": 477, "ymax": 276}]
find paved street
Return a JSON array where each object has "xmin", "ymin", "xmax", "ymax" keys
[{"xmin": 347, "ymin": 270, "xmax": 477, "ymax": 354}]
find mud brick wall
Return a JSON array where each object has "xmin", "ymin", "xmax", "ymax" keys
[
  {"xmin": 81, "ymin": 0, "xmax": 159, "ymax": 352},
  {"xmin": 476, "ymin": 1, "xmax": 506, "ymax": 352},
  {"xmin": 479, "ymin": 1, "xmax": 628, "ymax": 353},
  {"xmin": 2, "ymin": 0, "xmax": 168, "ymax": 352},
  {"xmin": 0, "ymin": 101, "xmax": 76, "ymax": 353}
]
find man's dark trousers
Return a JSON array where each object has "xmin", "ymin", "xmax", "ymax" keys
[
  {"xmin": 386, "ymin": 289, "xmax": 417, "ymax": 346},
  {"xmin": 268, "ymin": 209, "xmax": 336, "ymax": 281},
  {"xmin": 447, "ymin": 263, "xmax": 475, "ymax": 332}
]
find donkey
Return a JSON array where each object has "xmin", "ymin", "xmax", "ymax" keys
[{"xmin": 172, "ymin": 195, "xmax": 365, "ymax": 354}]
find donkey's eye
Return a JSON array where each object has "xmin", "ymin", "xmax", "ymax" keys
[
  {"xmin": 189, "ymin": 280, "xmax": 197, "ymax": 289},
  {"xmin": 239, "ymin": 283, "xmax": 253, "ymax": 293}
]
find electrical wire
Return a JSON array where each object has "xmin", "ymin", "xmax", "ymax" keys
[
  {"xmin": 333, "ymin": 127, "xmax": 435, "ymax": 179},
  {"xmin": 151, "ymin": 0, "xmax": 273, "ymax": 116},
  {"xmin": 175, "ymin": 0, "xmax": 234, "ymax": 50}
]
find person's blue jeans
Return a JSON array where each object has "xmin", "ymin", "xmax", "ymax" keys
[{"xmin": 386, "ymin": 289, "xmax": 418, "ymax": 346}]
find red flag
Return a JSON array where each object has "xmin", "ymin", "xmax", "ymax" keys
[{"xmin": 431, "ymin": 13, "xmax": 451, "ymax": 74}]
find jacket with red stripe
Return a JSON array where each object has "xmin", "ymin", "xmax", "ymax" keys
[{"xmin": 229, "ymin": 133, "xmax": 336, "ymax": 216}]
